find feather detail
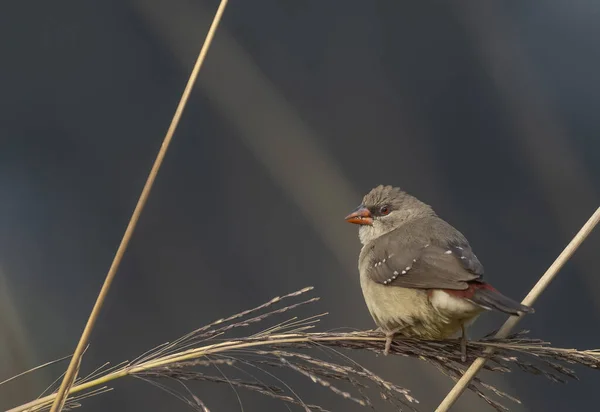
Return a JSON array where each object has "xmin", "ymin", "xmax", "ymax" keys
[
  {"xmin": 439, "ymin": 282, "xmax": 496, "ymax": 299},
  {"xmin": 440, "ymin": 282, "xmax": 534, "ymax": 315}
]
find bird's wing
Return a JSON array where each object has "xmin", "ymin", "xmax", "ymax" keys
[{"xmin": 365, "ymin": 223, "xmax": 484, "ymax": 290}]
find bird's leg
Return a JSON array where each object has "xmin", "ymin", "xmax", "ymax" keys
[
  {"xmin": 384, "ymin": 331, "xmax": 394, "ymax": 356},
  {"xmin": 460, "ymin": 323, "xmax": 468, "ymax": 362},
  {"xmin": 376, "ymin": 327, "xmax": 401, "ymax": 355}
]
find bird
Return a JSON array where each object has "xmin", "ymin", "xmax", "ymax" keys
[{"xmin": 345, "ymin": 185, "xmax": 533, "ymax": 361}]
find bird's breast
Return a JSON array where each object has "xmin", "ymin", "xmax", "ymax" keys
[
  {"xmin": 360, "ymin": 276, "xmax": 437, "ymax": 337},
  {"xmin": 360, "ymin": 276, "xmax": 481, "ymax": 339}
]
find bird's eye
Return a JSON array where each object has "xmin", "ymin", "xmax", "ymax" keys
[{"xmin": 379, "ymin": 205, "xmax": 390, "ymax": 215}]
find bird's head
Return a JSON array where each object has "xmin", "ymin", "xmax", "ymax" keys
[{"xmin": 345, "ymin": 185, "xmax": 434, "ymax": 245}]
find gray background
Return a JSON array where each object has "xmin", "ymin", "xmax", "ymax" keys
[{"xmin": 1, "ymin": 1, "xmax": 599, "ymax": 411}]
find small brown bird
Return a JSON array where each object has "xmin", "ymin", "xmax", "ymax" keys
[{"xmin": 346, "ymin": 185, "xmax": 533, "ymax": 360}]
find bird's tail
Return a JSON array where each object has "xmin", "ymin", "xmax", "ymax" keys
[{"xmin": 470, "ymin": 285, "xmax": 534, "ymax": 315}]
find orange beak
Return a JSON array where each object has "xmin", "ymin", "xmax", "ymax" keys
[{"xmin": 345, "ymin": 206, "xmax": 373, "ymax": 225}]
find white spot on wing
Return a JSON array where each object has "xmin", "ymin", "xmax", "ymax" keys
[{"xmin": 444, "ymin": 250, "xmax": 452, "ymax": 254}]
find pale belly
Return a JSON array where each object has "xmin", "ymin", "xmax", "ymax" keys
[{"xmin": 361, "ymin": 277, "xmax": 484, "ymax": 340}]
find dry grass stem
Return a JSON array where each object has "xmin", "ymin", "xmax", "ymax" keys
[
  {"xmin": 6, "ymin": 287, "xmax": 600, "ymax": 412},
  {"xmin": 47, "ymin": 1, "xmax": 230, "ymax": 411},
  {"xmin": 436, "ymin": 206, "xmax": 600, "ymax": 412},
  {"xmin": 0, "ymin": 355, "xmax": 71, "ymax": 387}
]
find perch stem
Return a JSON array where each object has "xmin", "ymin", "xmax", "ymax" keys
[{"xmin": 7, "ymin": 334, "xmax": 382, "ymax": 412}]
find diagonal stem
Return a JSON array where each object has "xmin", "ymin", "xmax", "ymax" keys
[
  {"xmin": 435, "ymin": 206, "xmax": 600, "ymax": 412},
  {"xmin": 48, "ymin": 1, "xmax": 230, "ymax": 411}
]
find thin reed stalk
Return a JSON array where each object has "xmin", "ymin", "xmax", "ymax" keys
[
  {"xmin": 435, "ymin": 206, "xmax": 600, "ymax": 412},
  {"xmin": 48, "ymin": 2, "xmax": 230, "ymax": 411}
]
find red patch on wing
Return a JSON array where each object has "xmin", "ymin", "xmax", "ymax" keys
[{"xmin": 430, "ymin": 282, "xmax": 496, "ymax": 298}]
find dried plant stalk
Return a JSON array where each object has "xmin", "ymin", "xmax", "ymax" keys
[
  {"xmin": 436, "ymin": 206, "xmax": 600, "ymax": 412},
  {"xmin": 48, "ymin": 1, "xmax": 230, "ymax": 411},
  {"xmin": 5, "ymin": 287, "xmax": 600, "ymax": 412}
]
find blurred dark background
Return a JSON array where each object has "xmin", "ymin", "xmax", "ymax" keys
[{"xmin": 1, "ymin": 1, "xmax": 599, "ymax": 411}]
